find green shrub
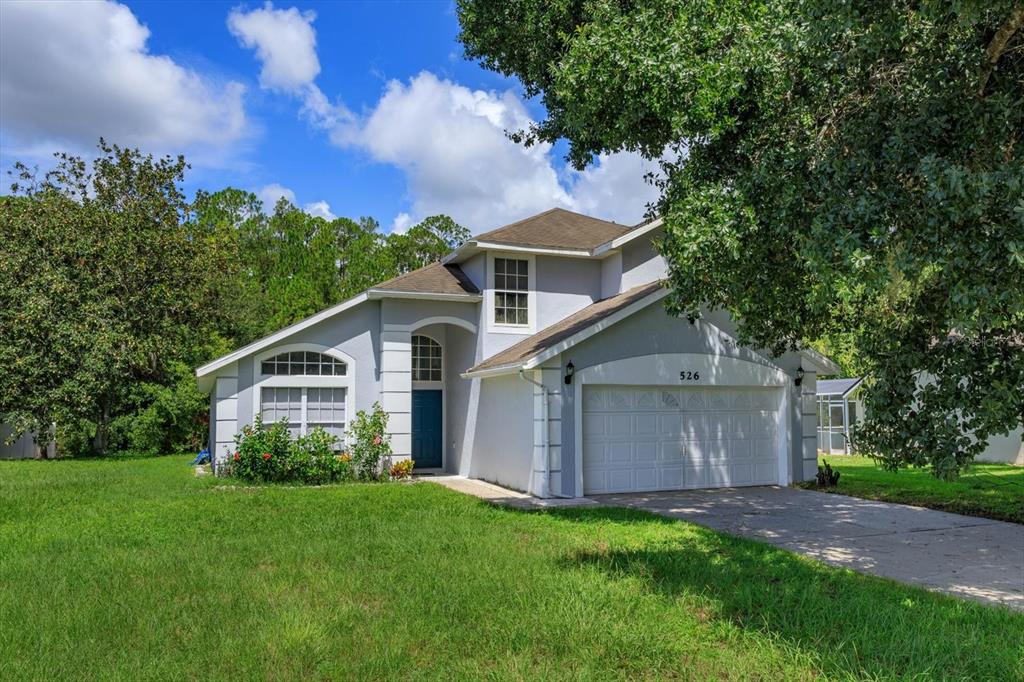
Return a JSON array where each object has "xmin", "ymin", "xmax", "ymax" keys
[
  {"xmin": 290, "ymin": 427, "xmax": 353, "ymax": 484},
  {"xmin": 348, "ymin": 402, "xmax": 392, "ymax": 481},
  {"xmin": 229, "ymin": 417, "xmax": 292, "ymax": 482},
  {"xmin": 225, "ymin": 407, "xmax": 394, "ymax": 485}
]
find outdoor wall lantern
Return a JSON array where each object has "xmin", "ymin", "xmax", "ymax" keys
[
  {"xmin": 794, "ymin": 365, "xmax": 805, "ymax": 387},
  {"xmin": 564, "ymin": 361, "xmax": 575, "ymax": 385}
]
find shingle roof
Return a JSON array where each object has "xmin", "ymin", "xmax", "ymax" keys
[
  {"xmin": 816, "ymin": 377, "xmax": 862, "ymax": 397},
  {"xmin": 473, "ymin": 207, "xmax": 633, "ymax": 251},
  {"xmin": 467, "ymin": 281, "xmax": 665, "ymax": 374},
  {"xmin": 372, "ymin": 262, "xmax": 480, "ymax": 296}
]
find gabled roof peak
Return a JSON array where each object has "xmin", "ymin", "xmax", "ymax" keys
[{"xmin": 470, "ymin": 207, "xmax": 633, "ymax": 252}]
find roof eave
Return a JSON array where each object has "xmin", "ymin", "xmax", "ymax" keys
[
  {"xmin": 195, "ymin": 293, "xmax": 370, "ymax": 378},
  {"xmin": 798, "ymin": 347, "xmax": 842, "ymax": 375},
  {"xmin": 592, "ymin": 217, "xmax": 664, "ymax": 256},
  {"xmin": 366, "ymin": 289, "xmax": 481, "ymax": 302},
  {"xmin": 463, "ymin": 285, "xmax": 668, "ymax": 378}
]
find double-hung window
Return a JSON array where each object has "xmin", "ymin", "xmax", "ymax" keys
[{"xmin": 493, "ymin": 257, "xmax": 529, "ymax": 326}]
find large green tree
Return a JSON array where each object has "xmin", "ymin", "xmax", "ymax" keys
[
  {"xmin": 458, "ymin": 0, "xmax": 1024, "ymax": 477},
  {"xmin": 194, "ymin": 188, "xmax": 472, "ymax": 344},
  {"xmin": 0, "ymin": 142, "xmax": 228, "ymax": 455}
]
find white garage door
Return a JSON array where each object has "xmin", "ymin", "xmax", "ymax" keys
[{"xmin": 583, "ymin": 386, "xmax": 780, "ymax": 494}]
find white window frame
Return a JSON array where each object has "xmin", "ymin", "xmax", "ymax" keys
[
  {"xmin": 486, "ymin": 251, "xmax": 536, "ymax": 334},
  {"xmin": 411, "ymin": 334, "xmax": 443, "ymax": 389},
  {"xmin": 252, "ymin": 343, "xmax": 355, "ymax": 445}
]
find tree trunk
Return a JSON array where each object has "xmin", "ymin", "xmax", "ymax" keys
[
  {"xmin": 92, "ymin": 397, "xmax": 110, "ymax": 455},
  {"xmin": 979, "ymin": 4, "xmax": 1024, "ymax": 94}
]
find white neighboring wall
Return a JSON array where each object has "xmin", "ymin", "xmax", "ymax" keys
[
  {"xmin": 0, "ymin": 423, "xmax": 55, "ymax": 459},
  {"xmin": 977, "ymin": 427, "xmax": 1024, "ymax": 465}
]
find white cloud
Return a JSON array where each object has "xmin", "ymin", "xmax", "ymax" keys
[
  {"xmin": 257, "ymin": 184, "xmax": 337, "ymax": 221},
  {"xmin": 390, "ymin": 212, "xmax": 414, "ymax": 234},
  {"xmin": 227, "ymin": 6, "xmax": 663, "ymax": 233},
  {"xmin": 569, "ymin": 152, "xmax": 665, "ymax": 225},
  {"xmin": 257, "ymin": 183, "xmax": 295, "ymax": 211},
  {"xmin": 304, "ymin": 200, "xmax": 336, "ymax": 221},
  {"xmin": 0, "ymin": 0, "xmax": 248, "ymax": 160},
  {"xmin": 228, "ymin": 2, "xmax": 351, "ymax": 132},
  {"xmin": 227, "ymin": 3, "xmax": 319, "ymax": 92},
  {"xmin": 345, "ymin": 72, "xmax": 662, "ymax": 232}
]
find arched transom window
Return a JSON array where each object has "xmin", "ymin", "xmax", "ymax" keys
[
  {"xmin": 260, "ymin": 351, "xmax": 347, "ymax": 376},
  {"xmin": 412, "ymin": 335, "xmax": 442, "ymax": 382}
]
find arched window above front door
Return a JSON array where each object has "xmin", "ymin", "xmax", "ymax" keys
[{"xmin": 412, "ymin": 335, "xmax": 442, "ymax": 382}]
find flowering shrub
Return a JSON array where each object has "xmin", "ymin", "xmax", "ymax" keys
[
  {"xmin": 229, "ymin": 417, "xmax": 291, "ymax": 482},
  {"xmin": 226, "ymin": 417, "xmax": 352, "ymax": 484},
  {"xmin": 348, "ymin": 402, "xmax": 392, "ymax": 481},
  {"xmin": 389, "ymin": 458, "xmax": 415, "ymax": 480}
]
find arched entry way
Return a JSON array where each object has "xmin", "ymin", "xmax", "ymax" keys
[{"xmin": 411, "ymin": 334, "xmax": 443, "ymax": 468}]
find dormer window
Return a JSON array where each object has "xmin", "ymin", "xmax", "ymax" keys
[{"xmin": 493, "ymin": 257, "xmax": 529, "ymax": 326}]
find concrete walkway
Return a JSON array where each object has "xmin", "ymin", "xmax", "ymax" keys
[
  {"xmin": 593, "ymin": 487, "xmax": 1024, "ymax": 611},
  {"xmin": 421, "ymin": 475, "xmax": 597, "ymax": 510}
]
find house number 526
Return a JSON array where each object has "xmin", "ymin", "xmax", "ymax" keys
[{"xmin": 680, "ymin": 370, "xmax": 701, "ymax": 381}]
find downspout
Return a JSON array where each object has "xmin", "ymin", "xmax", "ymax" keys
[{"xmin": 518, "ymin": 369, "xmax": 573, "ymax": 498}]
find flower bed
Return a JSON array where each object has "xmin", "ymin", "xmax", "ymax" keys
[{"xmin": 224, "ymin": 402, "xmax": 398, "ymax": 484}]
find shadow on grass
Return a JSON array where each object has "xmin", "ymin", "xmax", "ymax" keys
[{"xmin": 540, "ymin": 506, "xmax": 1024, "ymax": 681}]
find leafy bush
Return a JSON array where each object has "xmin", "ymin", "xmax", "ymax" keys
[
  {"xmin": 226, "ymin": 417, "xmax": 351, "ymax": 484},
  {"xmin": 348, "ymin": 402, "xmax": 392, "ymax": 481},
  {"xmin": 389, "ymin": 458, "xmax": 414, "ymax": 480}
]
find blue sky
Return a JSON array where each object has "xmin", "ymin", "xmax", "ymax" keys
[{"xmin": 0, "ymin": 0, "xmax": 660, "ymax": 232}]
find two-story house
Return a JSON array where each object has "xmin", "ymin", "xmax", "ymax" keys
[{"xmin": 196, "ymin": 208, "xmax": 838, "ymax": 497}]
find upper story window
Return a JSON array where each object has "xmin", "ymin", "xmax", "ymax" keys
[
  {"xmin": 412, "ymin": 335, "xmax": 442, "ymax": 382},
  {"xmin": 260, "ymin": 351, "xmax": 347, "ymax": 376},
  {"xmin": 493, "ymin": 257, "xmax": 529, "ymax": 326}
]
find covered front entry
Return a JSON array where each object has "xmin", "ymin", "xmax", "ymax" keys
[
  {"xmin": 412, "ymin": 389, "xmax": 442, "ymax": 468},
  {"xmin": 582, "ymin": 385, "xmax": 781, "ymax": 494}
]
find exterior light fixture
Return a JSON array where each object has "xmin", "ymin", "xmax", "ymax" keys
[
  {"xmin": 564, "ymin": 361, "xmax": 575, "ymax": 385},
  {"xmin": 795, "ymin": 365, "xmax": 805, "ymax": 387}
]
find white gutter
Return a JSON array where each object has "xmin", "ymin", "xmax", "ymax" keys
[{"xmin": 517, "ymin": 369, "xmax": 573, "ymax": 499}]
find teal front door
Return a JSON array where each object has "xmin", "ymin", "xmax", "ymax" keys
[{"xmin": 412, "ymin": 389, "xmax": 443, "ymax": 468}]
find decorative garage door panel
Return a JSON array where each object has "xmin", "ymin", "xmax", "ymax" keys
[{"xmin": 583, "ymin": 386, "xmax": 779, "ymax": 494}]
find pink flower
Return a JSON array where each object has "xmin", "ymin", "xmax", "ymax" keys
[
  {"xmin": 262, "ymin": 452, "xmax": 271, "ymax": 460},
  {"xmin": 373, "ymin": 436, "xmax": 382, "ymax": 446},
  {"xmin": 233, "ymin": 452, "xmax": 240, "ymax": 461}
]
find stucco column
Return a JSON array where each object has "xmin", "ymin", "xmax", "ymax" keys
[
  {"xmin": 529, "ymin": 364, "xmax": 564, "ymax": 497},
  {"xmin": 212, "ymin": 373, "xmax": 238, "ymax": 474},
  {"xmin": 800, "ymin": 371, "xmax": 818, "ymax": 480},
  {"xmin": 380, "ymin": 327, "xmax": 412, "ymax": 461}
]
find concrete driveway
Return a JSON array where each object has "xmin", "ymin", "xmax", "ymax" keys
[{"xmin": 593, "ymin": 487, "xmax": 1024, "ymax": 611}]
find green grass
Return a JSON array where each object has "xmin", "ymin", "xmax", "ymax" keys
[
  {"xmin": 1, "ymin": 457, "xmax": 1021, "ymax": 680},
  {"xmin": 803, "ymin": 455, "xmax": 1024, "ymax": 524}
]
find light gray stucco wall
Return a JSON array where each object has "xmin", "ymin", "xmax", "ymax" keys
[
  {"xmin": 478, "ymin": 253, "xmax": 603, "ymax": 360},
  {"xmin": 460, "ymin": 252, "xmax": 485, "ymax": 292},
  {"xmin": 379, "ymin": 298, "xmax": 478, "ymax": 330},
  {"xmin": 558, "ymin": 303, "xmax": 803, "ymax": 494},
  {"xmin": 443, "ymin": 325, "xmax": 478, "ymax": 474},
  {"xmin": 600, "ymin": 252, "xmax": 623, "ymax": 298},
  {"xmin": 469, "ymin": 373, "xmax": 535, "ymax": 492},
  {"xmin": 535, "ymin": 255, "xmax": 601, "ymax": 329},
  {"xmin": 232, "ymin": 300, "xmax": 382, "ymax": 435},
  {"xmin": 620, "ymin": 229, "xmax": 668, "ymax": 290}
]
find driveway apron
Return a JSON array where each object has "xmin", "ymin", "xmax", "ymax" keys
[{"xmin": 593, "ymin": 487, "xmax": 1024, "ymax": 611}]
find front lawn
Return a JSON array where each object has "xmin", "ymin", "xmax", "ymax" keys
[
  {"xmin": 1, "ymin": 457, "xmax": 1021, "ymax": 680},
  {"xmin": 803, "ymin": 455, "xmax": 1024, "ymax": 524}
]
